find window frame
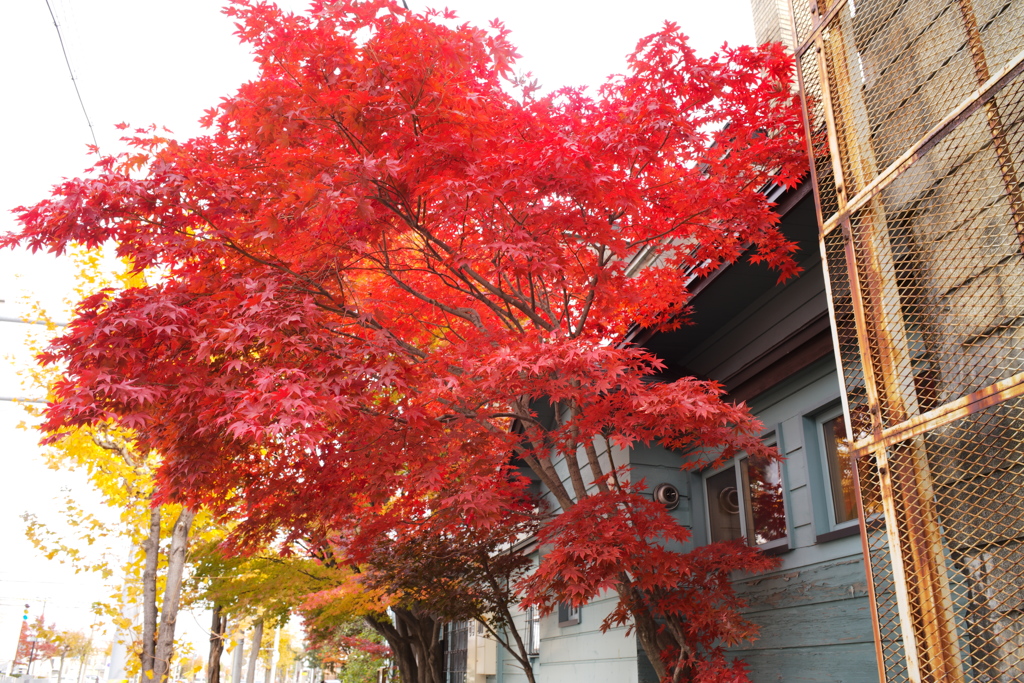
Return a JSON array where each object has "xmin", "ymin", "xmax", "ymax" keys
[
  {"xmin": 557, "ymin": 601, "xmax": 580, "ymax": 627},
  {"xmin": 814, "ymin": 405, "xmax": 860, "ymax": 538},
  {"xmin": 701, "ymin": 433, "xmax": 790, "ymax": 553},
  {"xmin": 442, "ymin": 620, "xmax": 469, "ymax": 683}
]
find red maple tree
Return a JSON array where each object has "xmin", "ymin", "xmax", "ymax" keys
[
  {"xmin": 15, "ymin": 616, "xmax": 61, "ymax": 671},
  {"xmin": 6, "ymin": 2, "xmax": 806, "ymax": 681}
]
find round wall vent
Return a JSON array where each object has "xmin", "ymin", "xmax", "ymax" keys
[{"xmin": 653, "ymin": 483, "xmax": 681, "ymax": 510}]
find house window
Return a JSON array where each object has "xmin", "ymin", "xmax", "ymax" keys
[
  {"xmin": 526, "ymin": 606, "xmax": 540, "ymax": 656},
  {"xmin": 442, "ymin": 620, "xmax": 469, "ymax": 683},
  {"xmin": 820, "ymin": 413, "xmax": 858, "ymax": 526},
  {"xmin": 557, "ymin": 601, "xmax": 580, "ymax": 627},
  {"xmin": 704, "ymin": 446, "xmax": 788, "ymax": 551}
]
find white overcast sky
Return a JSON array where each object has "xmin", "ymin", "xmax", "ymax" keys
[{"xmin": 0, "ymin": 0, "xmax": 756, "ymax": 658}]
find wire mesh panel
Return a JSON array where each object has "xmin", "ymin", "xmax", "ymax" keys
[
  {"xmin": 798, "ymin": 46, "xmax": 843, "ymax": 221},
  {"xmin": 875, "ymin": 399, "xmax": 1024, "ymax": 682},
  {"xmin": 791, "ymin": 0, "xmax": 815, "ymax": 47},
  {"xmin": 794, "ymin": 0, "xmax": 1024, "ymax": 676},
  {"xmin": 823, "ymin": 227, "xmax": 874, "ymax": 437},
  {"xmin": 858, "ymin": 451, "xmax": 911, "ymax": 681}
]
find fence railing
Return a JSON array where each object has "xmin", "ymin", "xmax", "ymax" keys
[{"xmin": 790, "ymin": 0, "xmax": 1024, "ymax": 678}]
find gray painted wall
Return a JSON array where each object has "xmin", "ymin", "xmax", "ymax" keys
[
  {"xmin": 628, "ymin": 372, "xmax": 877, "ymax": 682},
  {"xmin": 632, "ymin": 252, "xmax": 880, "ymax": 681},
  {"xmin": 728, "ymin": 361, "xmax": 878, "ymax": 682},
  {"xmin": 496, "ymin": 589, "xmax": 637, "ymax": 683}
]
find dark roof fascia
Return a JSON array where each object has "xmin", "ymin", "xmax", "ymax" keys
[{"xmin": 623, "ymin": 178, "xmax": 813, "ymax": 349}]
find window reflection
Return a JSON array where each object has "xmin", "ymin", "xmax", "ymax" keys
[
  {"xmin": 706, "ymin": 456, "xmax": 787, "ymax": 549},
  {"xmin": 822, "ymin": 415, "xmax": 857, "ymax": 524},
  {"xmin": 746, "ymin": 459, "xmax": 787, "ymax": 545}
]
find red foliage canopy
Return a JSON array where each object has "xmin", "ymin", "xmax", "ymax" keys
[{"xmin": 6, "ymin": 1, "xmax": 806, "ymax": 680}]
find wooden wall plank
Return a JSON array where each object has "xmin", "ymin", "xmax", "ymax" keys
[
  {"xmin": 734, "ymin": 556, "xmax": 871, "ymax": 614},
  {"xmin": 729, "ymin": 642, "xmax": 880, "ymax": 682},
  {"xmin": 736, "ymin": 598, "xmax": 875, "ymax": 651}
]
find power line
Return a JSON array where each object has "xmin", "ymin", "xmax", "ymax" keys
[
  {"xmin": 0, "ymin": 316, "xmax": 67, "ymax": 327},
  {"xmin": 43, "ymin": 0, "xmax": 98, "ymax": 149}
]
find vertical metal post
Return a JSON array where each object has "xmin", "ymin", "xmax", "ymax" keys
[
  {"xmin": 843, "ymin": 188, "xmax": 965, "ymax": 683},
  {"xmin": 955, "ymin": 0, "xmax": 1024, "ymax": 247},
  {"xmin": 790, "ymin": 0, "xmax": 862, "ymax": 437}
]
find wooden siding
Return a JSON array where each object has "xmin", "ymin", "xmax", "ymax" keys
[
  {"xmin": 727, "ymin": 643, "xmax": 880, "ymax": 682},
  {"xmin": 732, "ymin": 556, "xmax": 877, "ymax": 681},
  {"xmin": 496, "ymin": 589, "xmax": 637, "ymax": 683},
  {"xmin": 678, "ymin": 257, "xmax": 830, "ymax": 386},
  {"xmin": 627, "ymin": 360, "xmax": 878, "ymax": 682}
]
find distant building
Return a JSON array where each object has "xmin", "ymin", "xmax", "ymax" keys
[{"xmin": 750, "ymin": 0, "xmax": 797, "ymax": 52}]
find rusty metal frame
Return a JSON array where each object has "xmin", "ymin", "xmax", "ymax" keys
[
  {"xmin": 791, "ymin": 0, "xmax": 909, "ymax": 670},
  {"xmin": 814, "ymin": 32, "xmax": 852, "ymax": 216},
  {"xmin": 820, "ymin": 47, "xmax": 1024, "ymax": 239},
  {"xmin": 795, "ymin": 0, "xmax": 850, "ymax": 59},
  {"xmin": 850, "ymin": 371, "xmax": 1024, "ymax": 457},
  {"xmin": 870, "ymin": 440, "xmax": 928, "ymax": 681},
  {"xmin": 787, "ymin": 0, "xmax": 862, "ymax": 435},
  {"xmin": 955, "ymin": 0, "xmax": 1024, "ymax": 246},
  {"xmin": 840, "ymin": 200, "xmax": 966, "ymax": 680},
  {"xmin": 820, "ymin": 17, "xmax": 966, "ymax": 674}
]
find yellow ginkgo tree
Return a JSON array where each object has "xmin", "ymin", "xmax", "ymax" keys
[{"xmin": 18, "ymin": 249, "xmax": 219, "ymax": 683}]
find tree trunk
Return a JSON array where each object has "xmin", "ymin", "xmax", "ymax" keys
[
  {"xmin": 140, "ymin": 506, "xmax": 162, "ymax": 680},
  {"xmin": 77, "ymin": 634, "xmax": 93, "ymax": 683},
  {"xmin": 616, "ymin": 579, "xmax": 694, "ymax": 683},
  {"xmin": 208, "ymin": 605, "xmax": 225, "ymax": 683},
  {"xmin": 151, "ymin": 507, "xmax": 196, "ymax": 683},
  {"xmin": 245, "ymin": 620, "xmax": 264, "ymax": 683},
  {"xmin": 57, "ymin": 653, "xmax": 66, "ymax": 683},
  {"xmin": 363, "ymin": 613, "xmax": 427, "ymax": 683},
  {"xmin": 268, "ymin": 626, "xmax": 280, "ymax": 683},
  {"xmin": 230, "ymin": 634, "xmax": 244, "ymax": 683},
  {"xmin": 376, "ymin": 607, "xmax": 442, "ymax": 683},
  {"xmin": 475, "ymin": 591, "xmax": 535, "ymax": 683}
]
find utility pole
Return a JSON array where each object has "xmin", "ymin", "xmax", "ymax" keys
[{"xmin": 0, "ymin": 300, "xmax": 66, "ymax": 404}]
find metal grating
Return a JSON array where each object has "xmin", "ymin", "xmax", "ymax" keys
[
  {"xmin": 824, "ymin": 228, "xmax": 873, "ymax": 437},
  {"xmin": 793, "ymin": 0, "xmax": 1024, "ymax": 676},
  {"xmin": 858, "ymin": 451, "xmax": 911, "ymax": 682},
  {"xmin": 799, "ymin": 46, "xmax": 842, "ymax": 220},
  {"xmin": 791, "ymin": 0, "xmax": 815, "ymax": 48},
  {"xmin": 872, "ymin": 400, "xmax": 1024, "ymax": 682}
]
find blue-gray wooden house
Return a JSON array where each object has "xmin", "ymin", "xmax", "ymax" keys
[{"xmin": 480, "ymin": 181, "xmax": 880, "ymax": 683}]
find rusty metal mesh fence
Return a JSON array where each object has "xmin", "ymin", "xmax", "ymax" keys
[
  {"xmin": 791, "ymin": 0, "xmax": 815, "ymax": 46},
  {"xmin": 858, "ymin": 452, "xmax": 911, "ymax": 681},
  {"xmin": 823, "ymin": 228, "xmax": 873, "ymax": 436},
  {"xmin": 866, "ymin": 399, "xmax": 1024, "ymax": 682},
  {"xmin": 792, "ymin": 0, "xmax": 1024, "ymax": 677},
  {"xmin": 800, "ymin": 47, "xmax": 843, "ymax": 220}
]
